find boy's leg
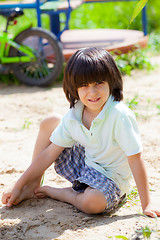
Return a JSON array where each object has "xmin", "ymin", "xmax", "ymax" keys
[
  {"xmin": 32, "ymin": 115, "xmax": 61, "ymax": 162},
  {"xmin": 2, "ymin": 116, "xmax": 61, "ymax": 206},
  {"xmin": 21, "ymin": 116, "xmax": 61, "ymax": 197},
  {"xmin": 35, "ymin": 186, "xmax": 107, "ymax": 214}
]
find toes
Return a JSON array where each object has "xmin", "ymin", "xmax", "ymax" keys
[
  {"xmin": 34, "ymin": 191, "xmax": 46, "ymax": 198},
  {"xmin": 36, "ymin": 194, "xmax": 45, "ymax": 199},
  {"xmin": 34, "ymin": 186, "xmax": 48, "ymax": 199}
]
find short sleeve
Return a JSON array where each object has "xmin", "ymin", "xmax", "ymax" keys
[
  {"xmin": 50, "ymin": 117, "xmax": 76, "ymax": 148},
  {"xmin": 114, "ymin": 110, "xmax": 143, "ymax": 156}
]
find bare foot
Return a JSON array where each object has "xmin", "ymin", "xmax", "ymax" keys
[
  {"xmin": 35, "ymin": 185, "xmax": 68, "ymax": 202},
  {"xmin": 19, "ymin": 183, "xmax": 39, "ymax": 201},
  {"xmin": 2, "ymin": 181, "xmax": 40, "ymax": 206},
  {"xmin": 34, "ymin": 186, "xmax": 51, "ymax": 199},
  {"xmin": 35, "ymin": 185, "xmax": 76, "ymax": 203}
]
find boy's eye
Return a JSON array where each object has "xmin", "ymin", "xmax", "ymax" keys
[
  {"xmin": 81, "ymin": 84, "xmax": 88, "ymax": 87},
  {"xmin": 96, "ymin": 81, "xmax": 104, "ymax": 85}
]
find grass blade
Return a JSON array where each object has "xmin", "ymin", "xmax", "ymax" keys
[{"xmin": 129, "ymin": 0, "xmax": 148, "ymax": 25}]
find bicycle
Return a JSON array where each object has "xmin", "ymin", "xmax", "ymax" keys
[{"xmin": 0, "ymin": 7, "xmax": 64, "ymax": 86}]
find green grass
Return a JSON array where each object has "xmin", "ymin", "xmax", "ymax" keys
[
  {"xmin": 114, "ymin": 48, "xmax": 155, "ymax": 76},
  {"xmin": 1, "ymin": 1, "xmax": 160, "ymax": 33},
  {"xmin": 69, "ymin": 1, "xmax": 160, "ymax": 34},
  {"xmin": 125, "ymin": 95, "xmax": 139, "ymax": 111},
  {"xmin": 107, "ymin": 187, "xmax": 160, "ymax": 240},
  {"xmin": 148, "ymin": 32, "xmax": 160, "ymax": 55},
  {"xmin": 22, "ymin": 118, "xmax": 31, "ymax": 129},
  {"xmin": 0, "ymin": 46, "xmax": 155, "ymax": 85},
  {"xmin": 156, "ymin": 105, "xmax": 160, "ymax": 115},
  {"xmin": 0, "ymin": 73, "xmax": 20, "ymax": 85},
  {"xmin": 69, "ymin": 2, "xmax": 142, "ymax": 31}
]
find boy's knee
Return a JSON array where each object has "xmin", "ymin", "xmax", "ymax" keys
[
  {"xmin": 40, "ymin": 116, "xmax": 61, "ymax": 132},
  {"xmin": 81, "ymin": 190, "xmax": 107, "ymax": 214}
]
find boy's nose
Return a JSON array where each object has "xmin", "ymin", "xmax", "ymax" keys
[{"xmin": 89, "ymin": 86, "xmax": 97, "ymax": 95}]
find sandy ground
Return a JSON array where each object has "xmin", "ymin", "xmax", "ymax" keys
[{"xmin": 0, "ymin": 55, "xmax": 160, "ymax": 240}]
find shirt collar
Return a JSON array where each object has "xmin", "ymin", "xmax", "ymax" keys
[
  {"xmin": 70, "ymin": 100, "xmax": 84, "ymax": 122},
  {"xmin": 96, "ymin": 95, "xmax": 114, "ymax": 120},
  {"xmin": 70, "ymin": 95, "xmax": 115, "ymax": 122}
]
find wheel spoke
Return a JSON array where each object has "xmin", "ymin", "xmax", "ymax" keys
[{"xmin": 10, "ymin": 28, "xmax": 63, "ymax": 86}]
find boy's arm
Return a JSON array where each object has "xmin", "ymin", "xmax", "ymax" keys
[
  {"xmin": 128, "ymin": 153, "xmax": 160, "ymax": 218},
  {"xmin": 6, "ymin": 143, "xmax": 64, "ymax": 207}
]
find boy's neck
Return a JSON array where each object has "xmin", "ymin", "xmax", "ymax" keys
[{"xmin": 82, "ymin": 106, "xmax": 101, "ymax": 130}]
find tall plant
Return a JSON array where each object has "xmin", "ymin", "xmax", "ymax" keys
[{"xmin": 130, "ymin": 0, "xmax": 148, "ymax": 24}]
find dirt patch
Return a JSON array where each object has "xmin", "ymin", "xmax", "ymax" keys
[{"xmin": 0, "ymin": 56, "xmax": 160, "ymax": 239}]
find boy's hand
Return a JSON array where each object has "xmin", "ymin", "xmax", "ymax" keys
[
  {"xmin": 1, "ymin": 180, "xmax": 40, "ymax": 207},
  {"xmin": 143, "ymin": 203, "xmax": 160, "ymax": 218},
  {"xmin": 2, "ymin": 187, "xmax": 21, "ymax": 207}
]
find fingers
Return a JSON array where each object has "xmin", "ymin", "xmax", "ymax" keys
[
  {"xmin": 144, "ymin": 210, "xmax": 157, "ymax": 218},
  {"xmin": 3, "ymin": 188, "xmax": 20, "ymax": 207},
  {"xmin": 144, "ymin": 209, "xmax": 160, "ymax": 218},
  {"xmin": 6, "ymin": 194, "xmax": 16, "ymax": 207},
  {"xmin": 1, "ymin": 192, "xmax": 15, "ymax": 207},
  {"xmin": 153, "ymin": 210, "xmax": 160, "ymax": 217},
  {"xmin": 1, "ymin": 191, "xmax": 11, "ymax": 204}
]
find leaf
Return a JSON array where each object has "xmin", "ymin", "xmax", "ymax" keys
[
  {"xmin": 40, "ymin": 173, "xmax": 45, "ymax": 186},
  {"xmin": 130, "ymin": 0, "xmax": 148, "ymax": 25},
  {"xmin": 115, "ymin": 236, "xmax": 129, "ymax": 240}
]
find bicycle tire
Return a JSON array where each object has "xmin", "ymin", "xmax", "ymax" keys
[{"xmin": 9, "ymin": 27, "xmax": 64, "ymax": 86}]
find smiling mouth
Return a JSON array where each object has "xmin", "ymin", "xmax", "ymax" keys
[{"xmin": 88, "ymin": 97, "xmax": 101, "ymax": 103}]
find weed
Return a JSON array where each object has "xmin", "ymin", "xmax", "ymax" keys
[
  {"xmin": 136, "ymin": 225, "xmax": 153, "ymax": 239},
  {"xmin": 156, "ymin": 104, "xmax": 160, "ymax": 115},
  {"xmin": 125, "ymin": 95, "xmax": 139, "ymax": 111},
  {"xmin": 126, "ymin": 187, "xmax": 140, "ymax": 210},
  {"xmin": 156, "ymin": 105, "xmax": 160, "ymax": 110},
  {"xmin": 0, "ymin": 73, "xmax": 20, "ymax": 85},
  {"xmin": 138, "ymin": 98, "xmax": 153, "ymax": 120},
  {"xmin": 128, "ymin": 187, "xmax": 139, "ymax": 199},
  {"xmin": 143, "ymin": 98, "xmax": 151, "ymax": 120},
  {"xmin": 127, "ymin": 187, "xmax": 140, "ymax": 207},
  {"xmin": 22, "ymin": 118, "xmax": 31, "ymax": 129},
  {"xmin": 1, "ymin": 48, "xmax": 154, "ymax": 84},
  {"xmin": 56, "ymin": 62, "xmax": 66, "ymax": 83},
  {"xmin": 108, "ymin": 236, "xmax": 129, "ymax": 239},
  {"xmin": 148, "ymin": 32, "xmax": 160, "ymax": 55},
  {"xmin": 40, "ymin": 173, "xmax": 45, "ymax": 186},
  {"xmin": 114, "ymin": 49, "xmax": 154, "ymax": 76},
  {"xmin": 142, "ymin": 225, "xmax": 152, "ymax": 239},
  {"xmin": 115, "ymin": 57, "xmax": 132, "ymax": 76}
]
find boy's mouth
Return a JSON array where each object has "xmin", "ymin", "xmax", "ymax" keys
[{"xmin": 88, "ymin": 97, "xmax": 101, "ymax": 103}]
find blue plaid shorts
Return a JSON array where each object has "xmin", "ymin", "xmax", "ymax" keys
[{"xmin": 54, "ymin": 144, "xmax": 123, "ymax": 213}]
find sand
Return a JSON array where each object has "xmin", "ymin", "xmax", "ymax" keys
[{"xmin": 0, "ymin": 55, "xmax": 160, "ymax": 240}]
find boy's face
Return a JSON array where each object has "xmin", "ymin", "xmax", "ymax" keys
[{"xmin": 77, "ymin": 81, "xmax": 110, "ymax": 116}]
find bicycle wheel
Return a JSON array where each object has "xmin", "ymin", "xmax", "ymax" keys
[{"xmin": 9, "ymin": 27, "xmax": 64, "ymax": 86}]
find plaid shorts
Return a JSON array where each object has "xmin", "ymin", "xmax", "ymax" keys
[{"xmin": 54, "ymin": 144, "xmax": 124, "ymax": 213}]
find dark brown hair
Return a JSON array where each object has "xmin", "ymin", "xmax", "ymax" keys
[{"xmin": 63, "ymin": 47, "xmax": 123, "ymax": 108}]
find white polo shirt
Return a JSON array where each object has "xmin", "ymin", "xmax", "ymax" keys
[{"xmin": 50, "ymin": 95, "xmax": 143, "ymax": 195}]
